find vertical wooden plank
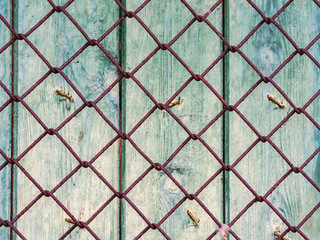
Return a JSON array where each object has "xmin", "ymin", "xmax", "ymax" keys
[
  {"xmin": 123, "ymin": 1, "xmax": 224, "ymax": 239},
  {"xmin": 16, "ymin": 0, "xmax": 120, "ymax": 239},
  {"xmin": 227, "ymin": 0, "xmax": 320, "ymax": 239},
  {"xmin": 0, "ymin": 1, "xmax": 12, "ymax": 239}
]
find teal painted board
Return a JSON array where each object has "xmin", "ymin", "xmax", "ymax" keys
[
  {"xmin": 227, "ymin": 0, "xmax": 320, "ymax": 239},
  {"xmin": 15, "ymin": 0, "xmax": 120, "ymax": 239},
  {"xmin": 0, "ymin": 1, "xmax": 12, "ymax": 239},
  {"xmin": 3, "ymin": 1, "xmax": 319, "ymax": 239},
  {"xmin": 122, "ymin": 1, "xmax": 224, "ymax": 239}
]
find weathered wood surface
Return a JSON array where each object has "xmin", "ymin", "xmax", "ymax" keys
[
  {"xmin": 16, "ymin": 0, "xmax": 119, "ymax": 239},
  {"xmin": 227, "ymin": 0, "xmax": 320, "ymax": 239},
  {"xmin": 0, "ymin": 1, "xmax": 12, "ymax": 239},
  {"xmin": 2, "ymin": 1, "xmax": 320, "ymax": 239},
  {"xmin": 122, "ymin": 1, "xmax": 224, "ymax": 239}
]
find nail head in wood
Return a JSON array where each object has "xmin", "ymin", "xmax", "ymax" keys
[
  {"xmin": 187, "ymin": 210, "xmax": 199, "ymax": 226},
  {"xmin": 274, "ymin": 231, "xmax": 290, "ymax": 240},
  {"xmin": 267, "ymin": 94, "xmax": 285, "ymax": 108},
  {"xmin": 56, "ymin": 89, "xmax": 73, "ymax": 100},
  {"xmin": 65, "ymin": 218, "xmax": 75, "ymax": 224},
  {"xmin": 168, "ymin": 100, "xmax": 181, "ymax": 108}
]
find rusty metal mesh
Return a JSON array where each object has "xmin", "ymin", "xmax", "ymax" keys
[{"xmin": 0, "ymin": 0, "xmax": 320, "ymax": 239}]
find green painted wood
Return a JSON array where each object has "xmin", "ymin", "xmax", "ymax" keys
[
  {"xmin": 223, "ymin": 0, "xmax": 231, "ymax": 231},
  {"xmin": 0, "ymin": 1, "xmax": 12, "ymax": 239},
  {"xmin": 5, "ymin": 1, "xmax": 319, "ymax": 239},
  {"xmin": 16, "ymin": 0, "xmax": 120, "ymax": 239},
  {"xmin": 227, "ymin": 0, "xmax": 320, "ymax": 239},
  {"xmin": 122, "ymin": 1, "xmax": 224, "ymax": 239}
]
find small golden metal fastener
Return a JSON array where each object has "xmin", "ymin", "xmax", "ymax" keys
[
  {"xmin": 56, "ymin": 90, "xmax": 73, "ymax": 100},
  {"xmin": 267, "ymin": 94, "xmax": 285, "ymax": 108},
  {"xmin": 274, "ymin": 231, "xmax": 289, "ymax": 240},
  {"xmin": 187, "ymin": 210, "xmax": 199, "ymax": 226},
  {"xmin": 65, "ymin": 218, "xmax": 75, "ymax": 224},
  {"xmin": 168, "ymin": 100, "xmax": 181, "ymax": 108}
]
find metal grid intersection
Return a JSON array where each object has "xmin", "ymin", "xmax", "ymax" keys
[{"xmin": 0, "ymin": 0, "xmax": 320, "ymax": 239}]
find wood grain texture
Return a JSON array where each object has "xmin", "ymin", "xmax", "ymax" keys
[
  {"xmin": 16, "ymin": 0, "xmax": 120, "ymax": 239},
  {"xmin": 227, "ymin": 0, "xmax": 320, "ymax": 239},
  {"xmin": 122, "ymin": 1, "xmax": 224, "ymax": 239},
  {"xmin": 3, "ymin": 1, "xmax": 319, "ymax": 239},
  {"xmin": 0, "ymin": 1, "xmax": 12, "ymax": 239}
]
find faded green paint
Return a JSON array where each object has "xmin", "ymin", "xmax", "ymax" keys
[
  {"xmin": 227, "ymin": 0, "xmax": 320, "ymax": 239},
  {"xmin": 15, "ymin": 0, "xmax": 119, "ymax": 239},
  {"xmin": 223, "ymin": 0, "xmax": 231, "ymax": 230},
  {"xmin": 0, "ymin": 1, "xmax": 12, "ymax": 239},
  {"xmin": 122, "ymin": 1, "xmax": 223, "ymax": 239},
  {"xmin": 1, "ymin": 1, "xmax": 319, "ymax": 239}
]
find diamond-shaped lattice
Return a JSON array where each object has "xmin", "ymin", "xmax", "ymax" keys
[{"xmin": 0, "ymin": 0, "xmax": 319, "ymax": 239}]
